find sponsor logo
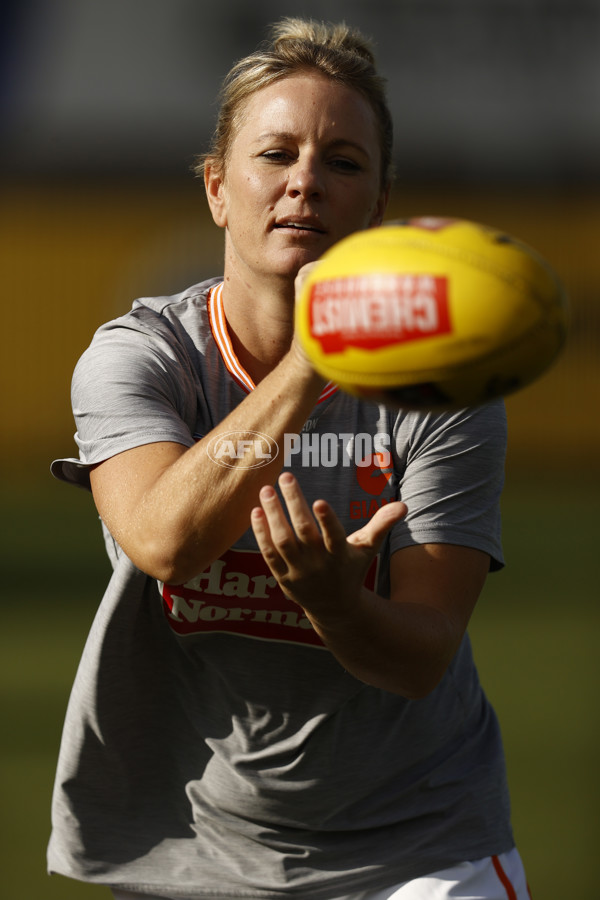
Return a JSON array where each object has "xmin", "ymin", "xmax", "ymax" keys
[
  {"xmin": 309, "ymin": 274, "xmax": 451, "ymax": 354},
  {"xmin": 161, "ymin": 548, "xmax": 379, "ymax": 646},
  {"xmin": 207, "ymin": 430, "xmax": 279, "ymax": 469}
]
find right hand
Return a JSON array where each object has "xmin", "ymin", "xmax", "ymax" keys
[{"xmin": 290, "ymin": 262, "xmax": 325, "ymax": 377}]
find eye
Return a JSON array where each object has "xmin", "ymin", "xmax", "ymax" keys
[
  {"xmin": 261, "ymin": 150, "xmax": 294, "ymax": 164},
  {"xmin": 329, "ymin": 157, "xmax": 363, "ymax": 173}
]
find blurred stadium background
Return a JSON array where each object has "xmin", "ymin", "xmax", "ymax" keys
[{"xmin": 1, "ymin": 1, "xmax": 598, "ymax": 898}]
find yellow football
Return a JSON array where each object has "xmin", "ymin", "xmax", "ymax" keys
[{"xmin": 295, "ymin": 217, "xmax": 568, "ymax": 410}]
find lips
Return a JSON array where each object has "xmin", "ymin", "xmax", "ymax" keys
[{"xmin": 274, "ymin": 218, "xmax": 326, "ymax": 235}]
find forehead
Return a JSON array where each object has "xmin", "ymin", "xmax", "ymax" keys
[{"xmin": 235, "ymin": 72, "xmax": 378, "ymax": 146}]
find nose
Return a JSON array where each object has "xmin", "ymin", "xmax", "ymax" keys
[{"xmin": 286, "ymin": 154, "xmax": 324, "ymax": 200}]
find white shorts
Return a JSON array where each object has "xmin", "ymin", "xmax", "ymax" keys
[{"xmin": 111, "ymin": 847, "xmax": 531, "ymax": 900}]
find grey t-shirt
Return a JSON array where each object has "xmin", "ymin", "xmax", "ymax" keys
[{"xmin": 48, "ymin": 280, "xmax": 513, "ymax": 899}]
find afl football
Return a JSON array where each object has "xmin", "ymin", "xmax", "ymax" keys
[{"xmin": 295, "ymin": 217, "xmax": 568, "ymax": 410}]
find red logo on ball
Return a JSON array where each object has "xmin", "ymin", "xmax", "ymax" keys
[{"xmin": 309, "ymin": 274, "xmax": 451, "ymax": 354}]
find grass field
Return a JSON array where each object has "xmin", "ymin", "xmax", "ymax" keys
[{"xmin": 1, "ymin": 468, "xmax": 598, "ymax": 899}]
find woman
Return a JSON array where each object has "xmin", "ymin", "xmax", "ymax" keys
[{"xmin": 48, "ymin": 18, "xmax": 530, "ymax": 900}]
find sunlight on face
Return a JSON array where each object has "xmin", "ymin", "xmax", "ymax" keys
[{"xmin": 206, "ymin": 73, "xmax": 388, "ymax": 284}]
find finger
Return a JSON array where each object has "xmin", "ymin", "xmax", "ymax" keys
[
  {"xmin": 250, "ymin": 505, "xmax": 271, "ymax": 550},
  {"xmin": 312, "ymin": 498, "xmax": 350, "ymax": 555},
  {"xmin": 255, "ymin": 483, "xmax": 297, "ymax": 551},
  {"xmin": 292, "ymin": 264, "xmax": 327, "ymax": 375},
  {"xmin": 294, "ymin": 261, "xmax": 320, "ymax": 300},
  {"xmin": 347, "ymin": 501, "xmax": 407, "ymax": 553},
  {"xmin": 278, "ymin": 472, "xmax": 322, "ymax": 545},
  {"xmin": 250, "ymin": 503, "xmax": 289, "ymax": 577}
]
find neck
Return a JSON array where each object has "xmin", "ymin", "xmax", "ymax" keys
[{"xmin": 221, "ymin": 271, "xmax": 297, "ymax": 385}]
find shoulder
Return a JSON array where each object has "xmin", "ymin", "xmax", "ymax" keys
[
  {"xmin": 132, "ymin": 276, "xmax": 221, "ymax": 318},
  {"xmin": 100, "ymin": 277, "xmax": 221, "ymax": 340},
  {"xmin": 391, "ymin": 401, "xmax": 507, "ymax": 458},
  {"xmin": 75, "ymin": 278, "xmax": 222, "ymax": 375}
]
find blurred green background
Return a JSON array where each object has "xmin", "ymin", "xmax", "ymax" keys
[{"xmin": 1, "ymin": 2, "xmax": 599, "ymax": 898}]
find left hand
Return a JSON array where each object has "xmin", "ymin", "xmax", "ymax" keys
[
  {"xmin": 251, "ymin": 472, "xmax": 489, "ymax": 698},
  {"xmin": 250, "ymin": 471, "xmax": 407, "ymax": 616}
]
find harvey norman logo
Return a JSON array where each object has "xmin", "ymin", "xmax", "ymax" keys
[
  {"xmin": 160, "ymin": 547, "xmax": 379, "ymax": 646},
  {"xmin": 207, "ymin": 430, "xmax": 392, "ymax": 470}
]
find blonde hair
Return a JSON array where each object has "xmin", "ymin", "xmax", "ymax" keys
[{"xmin": 195, "ymin": 17, "xmax": 394, "ymax": 189}]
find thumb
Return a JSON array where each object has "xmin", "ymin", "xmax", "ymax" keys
[{"xmin": 347, "ymin": 500, "xmax": 407, "ymax": 553}]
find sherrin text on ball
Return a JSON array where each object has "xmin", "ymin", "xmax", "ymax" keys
[{"xmin": 295, "ymin": 217, "xmax": 568, "ymax": 410}]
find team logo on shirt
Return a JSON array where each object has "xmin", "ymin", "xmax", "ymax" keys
[
  {"xmin": 160, "ymin": 548, "xmax": 379, "ymax": 646},
  {"xmin": 350, "ymin": 451, "xmax": 395, "ymax": 520}
]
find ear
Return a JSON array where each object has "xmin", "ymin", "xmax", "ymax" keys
[
  {"xmin": 369, "ymin": 185, "xmax": 391, "ymax": 228},
  {"xmin": 204, "ymin": 161, "xmax": 228, "ymax": 228}
]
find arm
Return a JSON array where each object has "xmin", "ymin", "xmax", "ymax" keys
[
  {"xmin": 89, "ymin": 345, "xmax": 325, "ymax": 585},
  {"xmin": 251, "ymin": 472, "xmax": 489, "ymax": 698}
]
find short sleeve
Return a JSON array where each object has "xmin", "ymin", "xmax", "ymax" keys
[
  {"xmin": 389, "ymin": 401, "xmax": 507, "ymax": 570},
  {"xmin": 51, "ymin": 307, "xmax": 199, "ymax": 489}
]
